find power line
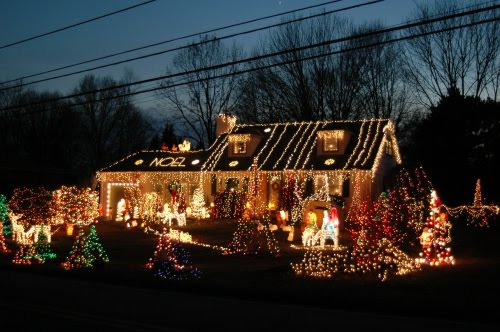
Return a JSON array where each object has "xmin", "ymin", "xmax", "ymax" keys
[
  {"xmin": 0, "ymin": 0, "xmax": 157, "ymax": 50},
  {"xmin": 0, "ymin": 0, "xmax": 346, "ymax": 85},
  {"xmin": 0, "ymin": 0, "xmax": 382, "ymax": 91},
  {"xmin": 1, "ymin": 3, "xmax": 499, "ymax": 116}
]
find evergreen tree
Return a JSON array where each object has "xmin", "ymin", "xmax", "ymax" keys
[
  {"xmin": 148, "ymin": 133, "xmax": 161, "ymax": 150},
  {"xmin": 25, "ymin": 227, "xmax": 57, "ymax": 263},
  {"xmin": 224, "ymin": 213, "xmax": 280, "ymax": 257},
  {"xmin": 83, "ymin": 225, "xmax": 109, "ymax": 266},
  {"xmin": 145, "ymin": 228, "xmax": 201, "ymax": 280},
  {"xmin": 61, "ymin": 226, "xmax": 109, "ymax": 270},
  {"xmin": 190, "ymin": 187, "xmax": 206, "ymax": 219},
  {"xmin": 418, "ymin": 190, "xmax": 455, "ymax": 266},
  {"xmin": 161, "ymin": 121, "xmax": 179, "ymax": 149},
  {"xmin": 0, "ymin": 194, "xmax": 11, "ymax": 236},
  {"xmin": 0, "ymin": 223, "xmax": 11, "ymax": 254}
]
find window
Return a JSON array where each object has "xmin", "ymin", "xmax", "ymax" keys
[
  {"xmin": 385, "ymin": 140, "xmax": 393, "ymax": 156},
  {"xmin": 226, "ymin": 178, "xmax": 239, "ymax": 191},
  {"xmin": 234, "ymin": 141, "xmax": 247, "ymax": 154},
  {"xmin": 324, "ymin": 136, "xmax": 339, "ymax": 152}
]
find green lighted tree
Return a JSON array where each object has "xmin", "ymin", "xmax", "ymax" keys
[
  {"xmin": 0, "ymin": 194, "xmax": 11, "ymax": 236},
  {"xmin": 25, "ymin": 227, "xmax": 57, "ymax": 263},
  {"xmin": 61, "ymin": 226, "xmax": 110, "ymax": 270}
]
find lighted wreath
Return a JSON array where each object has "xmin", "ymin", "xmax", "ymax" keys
[
  {"xmin": 271, "ymin": 181, "xmax": 280, "ymax": 191},
  {"xmin": 168, "ymin": 181, "xmax": 180, "ymax": 193}
]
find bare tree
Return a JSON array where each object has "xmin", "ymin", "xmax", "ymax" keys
[
  {"xmin": 236, "ymin": 13, "xmax": 350, "ymax": 122},
  {"xmin": 402, "ymin": 0, "xmax": 500, "ymax": 107},
  {"xmin": 156, "ymin": 35, "xmax": 243, "ymax": 148},
  {"xmin": 72, "ymin": 73, "xmax": 152, "ymax": 172}
]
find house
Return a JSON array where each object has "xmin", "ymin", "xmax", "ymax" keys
[{"xmin": 96, "ymin": 114, "xmax": 402, "ymax": 226}]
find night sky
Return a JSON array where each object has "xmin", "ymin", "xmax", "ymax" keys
[{"xmin": 0, "ymin": 0, "xmax": 421, "ymax": 111}]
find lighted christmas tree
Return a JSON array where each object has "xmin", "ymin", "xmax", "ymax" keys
[
  {"xmin": 0, "ymin": 194, "xmax": 12, "ymax": 236},
  {"xmin": 0, "ymin": 223, "xmax": 11, "ymax": 254},
  {"xmin": 190, "ymin": 187, "xmax": 206, "ymax": 219},
  {"xmin": 61, "ymin": 228, "xmax": 92, "ymax": 270},
  {"xmin": 473, "ymin": 178, "xmax": 482, "ymax": 207},
  {"xmin": 83, "ymin": 225, "xmax": 109, "ymax": 266},
  {"xmin": 418, "ymin": 190, "xmax": 455, "ymax": 266},
  {"xmin": 24, "ymin": 226, "xmax": 57, "ymax": 263},
  {"xmin": 145, "ymin": 228, "xmax": 201, "ymax": 280},
  {"xmin": 61, "ymin": 226, "xmax": 109, "ymax": 270},
  {"xmin": 224, "ymin": 213, "xmax": 280, "ymax": 257}
]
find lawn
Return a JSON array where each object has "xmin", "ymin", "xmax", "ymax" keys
[{"xmin": 1, "ymin": 217, "xmax": 500, "ymax": 326}]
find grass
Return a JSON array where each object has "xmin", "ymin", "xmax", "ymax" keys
[{"xmin": 1, "ymin": 217, "xmax": 500, "ymax": 326}]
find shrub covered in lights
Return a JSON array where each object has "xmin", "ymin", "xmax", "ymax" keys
[
  {"xmin": 8, "ymin": 187, "xmax": 55, "ymax": 227},
  {"xmin": 213, "ymin": 190, "xmax": 246, "ymax": 219},
  {"xmin": 53, "ymin": 186, "xmax": 99, "ymax": 226},
  {"xmin": 145, "ymin": 228, "xmax": 201, "ymax": 280}
]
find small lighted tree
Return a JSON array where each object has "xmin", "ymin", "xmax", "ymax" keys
[
  {"xmin": 61, "ymin": 226, "xmax": 109, "ymax": 270},
  {"xmin": 473, "ymin": 178, "xmax": 482, "ymax": 207},
  {"xmin": 418, "ymin": 190, "xmax": 455, "ymax": 266},
  {"xmin": 0, "ymin": 194, "xmax": 11, "ymax": 236},
  {"xmin": 140, "ymin": 192, "xmax": 161, "ymax": 223},
  {"xmin": 145, "ymin": 228, "xmax": 201, "ymax": 280},
  {"xmin": 0, "ymin": 223, "xmax": 11, "ymax": 253},
  {"xmin": 224, "ymin": 213, "xmax": 280, "ymax": 257},
  {"xmin": 190, "ymin": 187, "xmax": 206, "ymax": 219},
  {"xmin": 124, "ymin": 186, "xmax": 142, "ymax": 219},
  {"xmin": 84, "ymin": 225, "xmax": 109, "ymax": 266},
  {"xmin": 24, "ymin": 227, "xmax": 57, "ymax": 263}
]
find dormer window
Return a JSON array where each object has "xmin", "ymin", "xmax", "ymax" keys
[
  {"xmin": 324, "ymin": 136, "xmax": 339, "ymax": 152},
  {"xmin": 234, "ymin": 141, "xmax": 247, "ymax": 154},
  {"xmin": 229, "ymin": 134, "xmax": 253, "ymax": 156},
  {"xmin": 317, "ymin": 130, "xmax": 347, "ymax": 155},
  {"xmin": 385, "ymin": 140, "xmax": 393, "ymax": 156}
]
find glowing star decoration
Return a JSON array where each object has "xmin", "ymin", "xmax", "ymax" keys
[{"xmin": 134, "ymin": 159, "xmax": 144, "ymax": 165}]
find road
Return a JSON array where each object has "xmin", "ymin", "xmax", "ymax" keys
[{"xmin": 1, "ymin": 270, "xmax": 496, "ymax": 331}]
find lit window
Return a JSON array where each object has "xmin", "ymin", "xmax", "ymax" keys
[
  {"xmin": 324, "ymin": 136, "xmax": 338, "ymax": 152},
  {"xmin": 385, "ymin": 140, "xmax": 393, "ymax": 156},
  {"xmin": 234, "ymin": 142, "xmax": 247, "ymax": 154}
]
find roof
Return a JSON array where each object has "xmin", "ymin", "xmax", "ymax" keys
[{"xmin": 97, "ymin": 119, "xmax": 400, "ymax": 174}]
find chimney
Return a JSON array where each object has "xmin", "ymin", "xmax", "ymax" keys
[{"xmin": 216, "ymin": 113, "xmax": 236, "ymax": 137}]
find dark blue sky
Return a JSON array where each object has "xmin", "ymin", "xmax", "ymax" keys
[{"xmin": 0, "ymin": 0, "xmax": 421, "ymax": 112}]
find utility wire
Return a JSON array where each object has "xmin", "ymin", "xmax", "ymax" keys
[
  {"xmin": 1, "ymin": 4, "xmax": 499, "ymax": 115},
  {"xmin": 0, "ymin": 0, "xmax": 382, "ymax": 91},
  {"xmin": 0, "ymin": 0, "xmax": 157, "ymax": 50},
  {"xmin": 0, "ymin": 0, "xmax": 345, "ymax": 85}
]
